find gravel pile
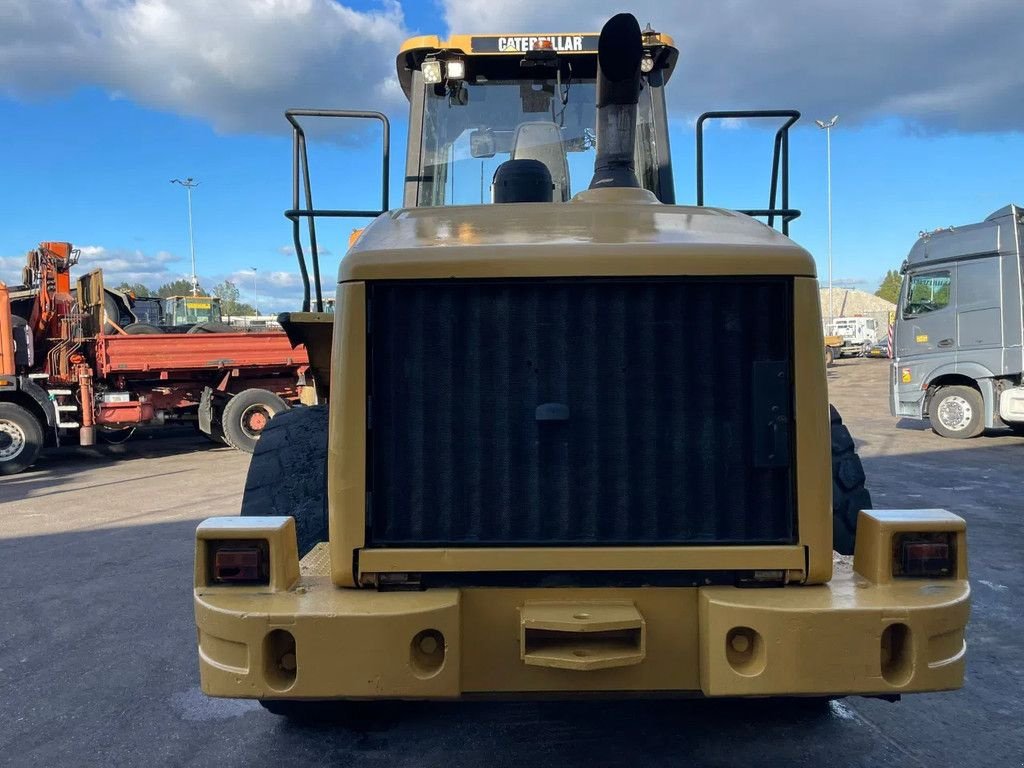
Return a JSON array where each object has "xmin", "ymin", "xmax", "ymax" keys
[{"xmin": 820, "ymin": 288, "xmax": 896, "ymax": 317}]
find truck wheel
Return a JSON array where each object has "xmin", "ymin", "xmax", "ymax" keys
[
  {"xmin": 124, "ymin": 323, "xmax": 165, "ymax": 334},
  {"xmin": 824, "ymin": 346, "xmax": 835, "ymax": 367},
  {"xmin": 928, "ymin": 385, "xmax": 984, "ymax": 439},
  {"xmin": 187, "ymin": 322, "xmax": 234, "ymax": 334},
  {"xmin": 0, "ymin": 402, "xmax": 45, "ymax": 476},
  {"xmin": 239, "ymin": 404, "xmax": 327, "ymax": 557},
  {"xmin": 831, "ymin": 405, "xmax": 872, "ymax": 555},
  {"xmin": 221, "ymin": 389, "xmax": 289, "ymax": 453}
]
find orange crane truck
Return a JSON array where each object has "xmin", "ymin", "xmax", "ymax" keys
[{"xmin": 0, "ymin": 242, "xmax": 312, "ymax": 475}]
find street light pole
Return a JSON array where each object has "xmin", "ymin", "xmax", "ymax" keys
[
  {"xmin": 251, "ymin": 267, "xmax": 258, "ymax": 317},
  {"xmin": 815, "ymin": 116, "xmax": 839, "ymax": 323},
  {"xmin": 170, "ymin": 177, "xmax": 200, "ymax": 296}
]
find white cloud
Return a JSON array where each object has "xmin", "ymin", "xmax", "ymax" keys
[
  {"xmin": 0, "ymin": 0, "xmax": 409, "ymax": 134},
  {"xmin": 441, "ymin": 0, "xmax": 1024, "ymax": 132},
  {"xmin": 0, "ymin": 244, "xmax": 191, "ymax": 291},
  {"xmin": 1, "ymin": 244, "xmax": 324, "ymax": 313}
]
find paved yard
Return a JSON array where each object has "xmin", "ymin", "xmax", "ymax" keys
[{"xmin": 0, "ymin": 358, "xmax": 1020, "ymax": 767}]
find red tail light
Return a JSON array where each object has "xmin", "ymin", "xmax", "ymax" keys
[
  {"xmin": 208, "ymin": 540, "xmax": 269, "ymax": 585},
  {"xmin": 893, "ymin": 532, "xmax": 956, "ymax": 578}
]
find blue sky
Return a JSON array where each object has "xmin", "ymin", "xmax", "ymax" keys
[{"xmin": 2, "ymin": 0, "xmax": 1022, "ymax": 311}]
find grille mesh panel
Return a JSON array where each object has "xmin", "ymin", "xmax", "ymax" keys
[{"xmin": 367, "ymin": 278, "xmax": 794, "ymax": 547}]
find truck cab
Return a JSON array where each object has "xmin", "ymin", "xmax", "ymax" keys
[
  {"xmin": 827, "ymin": 316, "xmax": 878, "ymax": 357},
  {"xmin": 891, "ymin": 204, "xmax": 1024, "ymax": 438},
  {"xmin": 193, "ymin": 14, "xmax": 968, "ymax": 715}
]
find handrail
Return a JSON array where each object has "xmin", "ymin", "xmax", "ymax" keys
[
  {"xmin": 695, "ymin": 110, "xmax": 801, "ymax": 235},
  {"xmin": 283, "ymin": 109, "xmax": 390, "ymax": 311}
]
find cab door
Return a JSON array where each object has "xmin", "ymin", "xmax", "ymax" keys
[{"xmin": 897, "ymin": 269, "xmax": 955, "ymax": 359}]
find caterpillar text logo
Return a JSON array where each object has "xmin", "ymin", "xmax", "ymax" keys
[
  {"xmin": 470, "ymin": 34, "xmax": 599, "ymax": 54},
  {"xmin": 499, "ymin": 36, "xmax": 584, "ymax": 52}
]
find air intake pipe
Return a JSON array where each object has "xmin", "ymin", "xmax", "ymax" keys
[{"xmin": 588, "ymin": 13, "xmax": 643, "ymax": 190}]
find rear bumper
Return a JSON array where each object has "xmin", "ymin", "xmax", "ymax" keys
[{"xmin": 195, "ymin": 518, "xmax": 970, "ymax": 701}]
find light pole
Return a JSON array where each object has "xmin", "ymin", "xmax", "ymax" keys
[
  {"xmin": 815, "ymin": 116, "xmax": 839, "ymax": 323},
  {"xmin": 251, "ymin": 267, "xmax": 258, "ymax": 317},
  {"xmin": 170, "ymin": 177, "xmax": 200, "ymax": 296}
]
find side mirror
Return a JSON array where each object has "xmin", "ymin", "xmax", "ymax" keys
[{"xmin": 470, "ymin": 129, "xmax": 496, "ymax": 158}]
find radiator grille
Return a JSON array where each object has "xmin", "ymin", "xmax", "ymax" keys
[{"xmin": 366, "ymin": 278, "xmax": 795, "ymax": 547}]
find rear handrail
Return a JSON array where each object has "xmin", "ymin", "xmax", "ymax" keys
[
  {"xmin": 284, "ymin": 109, "xmax": 391, "ymax": 312},
  {"xmin": 695, "ymin": 110, "xmax": 801, "ymax": 235}
]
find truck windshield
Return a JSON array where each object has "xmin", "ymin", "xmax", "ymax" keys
[
  {"xmin": 904, "ymin": 272, "xmax": 951, "ymax": 316},
  {"xmin": 173, "ymin": 298, "xmax": 223, "ymax": 325},
  {"xmin": 416, "ymin": 76, "xmax": 660, "ymax": 206}
]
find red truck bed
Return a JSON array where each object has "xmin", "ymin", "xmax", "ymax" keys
[{"xmin": 95, "ymin": 331, "xmax": 308, "ymax": 378}]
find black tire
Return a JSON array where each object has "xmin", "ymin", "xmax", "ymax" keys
[
  {"xmin": 831, "ymin": 405, "xmax": 872, "ymax": 555},
  {"xmin": 124, "ymin": 322, "xmax": 165, "ymax": 334},
  {"xmin": 824, "ymin": 346, "xmax": 835, "ymax": 367},
  {"xmin": 187, "ymin": 321, "xmax": 234, "ymax": 334},
  {"xmin": 928, "ymin": 385, "xmax": 984, "ymax": 439},
  {"xmin": 0, "ymin": 402, "xmax": 45, "ymax": 476},
  {"xmin": 240, "ymin": 404, "xmax": 327, "ymax": 557},
  {"xmin": 221, "ymin": 389, "xmax": 290, "ymax": 454}
]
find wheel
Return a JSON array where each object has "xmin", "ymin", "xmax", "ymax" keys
[
  {"xmin": 102, "ymin": 291, "xmax": 131, "ymax": 334},
  {"xmin": 187, "ymin": 322, "xmax": 234, "ymax": 334},
  {"xmin": 221, "ymin": 389, "xmax": 290, "ymax": 453},
  {"xmin": 123, "ymin": 323, "xmax": 165, "ymax": 334},
  {"xmin": 824, "ymin": 346, "xmax": 835, "ymax": 367},
  {"xmin": 830, "ymin": 405, "xmax": 872, "ymax": 555},
  {"xmin": 0, "ymin": 402, "xmax": 45, "ymax": 476},
  {"xmin": 240, "ymin": 405, "xmax": 327, "ymax": 557},
  {"xmin": 928, "ymin": 385, "xmax": 984, "ymax": 439}
]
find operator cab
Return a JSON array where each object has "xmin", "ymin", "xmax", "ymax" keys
[{"xmin": 395, "ymin": 30, "xmax": 679, "ymax": 206}]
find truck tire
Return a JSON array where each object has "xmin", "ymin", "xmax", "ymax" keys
[
  {"xmin": 221, "ymin": 388, "xmax": 290, "ymax": 454},
  {"xmin": 239, "ymin": 404, "xmax": 327, "ymax": 558},
  {"xmin": 187, "ymin": 322, "xmax": 234, "ymax": 334},
  {"xmin": 0, "ymin": 402, "xmax": 45, "ymax": 476},
  {"xmin": 124, "ymin": 322, "xmax": 165, "ymax": 334},
  {"xmin": 928, "ymin": 385, "xmax": 984, "ymax": 439},
  {"xmin": 831, "ymin": 405, "xmax": 871, "ymax": 555}
]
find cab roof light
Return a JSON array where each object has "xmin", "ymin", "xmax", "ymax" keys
[
  {"xmin": 422, "ymin": 59, "xmax": 443, "ymax": 84},
  {"xmin": 445, "ymin": 58, "xmax": 465, "ymax": 80}
]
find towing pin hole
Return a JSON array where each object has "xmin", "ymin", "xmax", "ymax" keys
[{"xmin": 410, "ymin": 629, "xmax": 446, "ymax": 678}]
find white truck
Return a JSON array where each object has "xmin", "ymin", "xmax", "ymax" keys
[{"xmin": 826, "ymin": 316, "xmax": 878, "ymax": 357}]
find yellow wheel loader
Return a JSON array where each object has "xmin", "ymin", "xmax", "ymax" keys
[{"xmin": 193, "ymin": 14, "xmax": 968, "ymax": 718}]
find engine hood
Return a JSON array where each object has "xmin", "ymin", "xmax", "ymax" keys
[{"xmin": 339, "ymin": 188, "xmax": 816, "ymax": 282}]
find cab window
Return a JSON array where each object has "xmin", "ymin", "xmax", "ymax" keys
[{"xmin": 904, "ymin": 271, "xmax": 951, "ymax": 317}]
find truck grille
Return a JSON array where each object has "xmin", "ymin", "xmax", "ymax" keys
[{"xmin": 366, "ymin": 278, "xmax": 795, "ymax": 548}]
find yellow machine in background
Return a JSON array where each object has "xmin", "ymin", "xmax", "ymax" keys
[{"xmin": 193, "ymin": 13, "xmax": 968, "ymax": 717}]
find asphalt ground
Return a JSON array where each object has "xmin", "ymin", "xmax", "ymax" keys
[{"xmin": 1, "ymin": 358, "xmax": 1021, "ymax": 767}]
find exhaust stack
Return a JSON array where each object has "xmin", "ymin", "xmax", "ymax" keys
[{"xmin": 588, "ymin": 13, "xmax": 644, "ymax": 190}]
